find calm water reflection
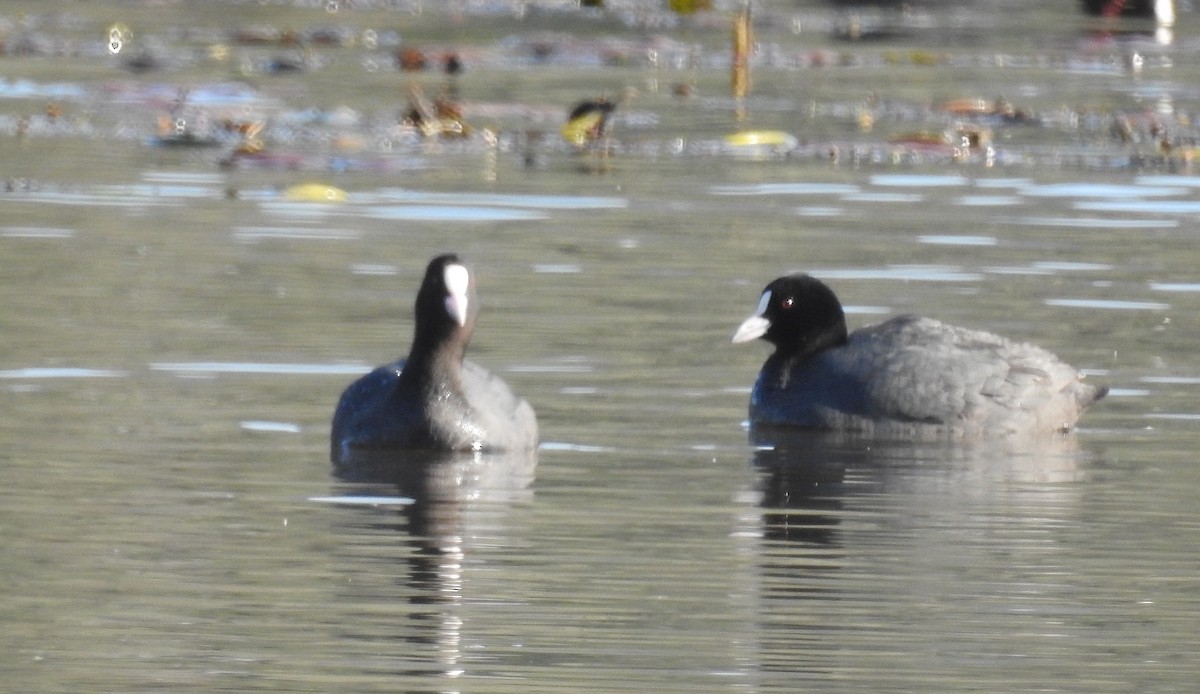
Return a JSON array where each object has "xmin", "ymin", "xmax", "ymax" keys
[
  {"xmin": 749, "ymin": 432, "xmax": 1098, "ymax": 689},
  {"xmin": 3, "ymin": 1, "xmax": 1200, "ymax": 692},
  {"xmin": 323, "ymin": 449, "xmax": 536, "ymax": 688}
]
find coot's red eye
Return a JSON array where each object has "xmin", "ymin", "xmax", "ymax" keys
[{"xmin": 781, "ymin": 297, "xmax": 795, "ymax": 309}]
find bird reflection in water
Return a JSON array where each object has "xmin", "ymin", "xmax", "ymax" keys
[
  {"xmin": 750, "ymin": 426, "xmax": 1090, "ymax": 545},
  {"xmin": 326, "ymin": 448, "xmax": 536, "ymax": 686},
  {"xmin": 753, "ymin": 431, "xmax": 851, "ymax": 547},
  {"xmin": 745, "ymin": 426, "xmax": 1092, "ymax": 678}
]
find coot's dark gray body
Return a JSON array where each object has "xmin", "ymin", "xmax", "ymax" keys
[
  {"xmin": 734, "ymin": 274, "xmax": 1107, "ymax": 438},
  {"xmin": 331, "ymin": 254, "xmax": 537, "ymax": 463}
]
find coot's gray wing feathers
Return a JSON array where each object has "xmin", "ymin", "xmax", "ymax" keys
[
  {"xmin": 815, "ymin": 316, "xmax": 975, "ymax": 426},
  {"xmin": 845, "ymin": 316, "xmax": 1102, "ymax": 433},
  {"xmin": 460, "ymin": 360, "xmax": 539, "ymax": 451}
]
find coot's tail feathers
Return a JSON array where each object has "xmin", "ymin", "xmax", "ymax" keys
[
  {"xmin": 1061, "ymin": 381, "xmax": 1107, "ymax": 432},
  {"xmin": 1083, "ymin": 383, "xmax": 1110, "ymax": 408}
]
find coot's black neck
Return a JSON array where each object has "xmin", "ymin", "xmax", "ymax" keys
[
  {"xmin": 761, "ymin": 320, "xmax": 845, "ymax": 389},
  {"xmin": 400, "ymin": 333, "xmax": 468, "ymax": 395},
  {"xmin": 775, "ymin": 320, "xmax": 848, "ymax": 363}
]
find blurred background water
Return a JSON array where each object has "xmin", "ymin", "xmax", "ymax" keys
[{"xmin": 1, "ymin": 1, "xmax": 1199, "ymax": 691}]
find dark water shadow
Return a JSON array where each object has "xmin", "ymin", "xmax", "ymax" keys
[
  {"xmin": 746, "ymin": 426, "xmax": 1095, "ymax": 680},
  {"xmin": 750, "ymin": 426, "xmax": 1092, "ymax": 544},
  {"xmin": 322, "ymin": 449, "xmax": 536, "ymax": 689}
]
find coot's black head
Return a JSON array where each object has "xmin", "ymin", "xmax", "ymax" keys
[
  {"xmin": 732, "ymin": 274, "xmax": 849, "ymax": 360},
  {"xmin": 411, "ymin": 253, "xmax": 477, "ymax": 358}
]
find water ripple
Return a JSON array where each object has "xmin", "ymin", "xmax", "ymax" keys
[
  {"xmin": 350, "ymin": 264, "xmax": 398, "ymax": 276},
  {"xmin": 0, "ymin": 367, "xmax": 126, "ymax": 378},
  {"xmin": 1150, "ymin": 283, "xmax": 1200, "ymax": 292},
  {"xmin": 1, "ymin": 226, "xmax": 75, "ymax": 238},
  {"xmin": 955, "ymin": 195, "xmax": 1023, "ymax": 206},
  {"xmin": 840, "ymin": 192, "xmax": 924, "ymax": 203},
  {"xmin": 810, "ymin": 265, "xmax": 983, "ymax": 282},
  {"xmin": 7, "ymin": 191, "xmax": 181, "ymax": 208},
  {"xmin": 533, "ymin": 264, "xmax": 583, "ymax": 274},
  {"xmin": 1074, "ymin": 200, "xmax": 1200, "ymax": 215},
  {"xmin": 918, "ymin": 235, "xmax": 998, "ymax": 246},
  {"xmin": 1045, "ymin": 298, "xmax": 1169, "ymax": 311},
  {"xmin": 240, "ymin": 420, "xmax": 302, "ymax": 433},
  {"xmin": 1021, "ymin": 182, "xmax": 1187, "ymax": 198},
  {"xmin": 1032, "ymin": 261, "xmax": 1112, "ymax": 271},
  {"xmin": 870, "ymin": 174, "xmax": 970, "ymax": 187},
  {"xmin": 710, "ymin": 183, "xmax": 861, "ymax": 196},
  {"xmin": 308, "ymin": 495, "xmax": 414, "ymax": 506},
  {"xmin": 794, "ymin": 206, "xmax": 845, "ymax": 217},
  {"xmin": 233, "ymin": 226, "xmax": 361, "ymax": 242},
  {"xmin": 363, "ymin": 205, "xmax": 548, "ymax": 221},
  {"xmin": 368, "ymin": 189, "xmax": 627, "ymax": 209},
  {"xmin": 999, "ymin": 216, "xmax": 1177, "ymax": 229},
  {"xmin": 151, "ymin": 362, "xmax": 369, "ymax": 375},
  {"xmin": 1140, "ymin": 376, "xmax": 1200, "ymax": 385}
]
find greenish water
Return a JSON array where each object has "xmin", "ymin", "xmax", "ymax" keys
[{"xmin": 2, "ymin": 1, "xmax": 1199, "ymax": 692}]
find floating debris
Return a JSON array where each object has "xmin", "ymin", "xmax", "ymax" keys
[
  {"xmin": 888, "ymin": 124, "xmax": 994, "ymax": 162},
  {"xmin": 934, "ymin": 97, "xmax": 1038, "ymax": 125},
  {"xmin": 283, "ymin": 183, "xmax": 348, "ymax": 202},
  {"xmin": 668, "ymin": 0, "xmax": 713, "ymax": 13},
  {"xmin": 562, "ymin": 97, "xmax": 616, "ymax": 147},
  {"xmin": 723, "ymin": 130, "xmax": 798, "ymax": 158},
  {"xmin": 150, "ymin": 88, "xmax": 226, "ymax": 148},
  {"xmin": 396, "ymin": 46, "xmax": 427, "ymax": 72},
  {"xmin": 152, "ymin": 122, "xmax": 221, "ymax": 148},
  {"xmin": 230, "ymin": 25, "xmax": 294, "ymax": 46},
  {"xmin": 731, "ymin": 3, "xmax": 751, "ymax": 106},
  {"xmin": 402, "ymin": 83, "xmax": 469, "ymax": 139}
]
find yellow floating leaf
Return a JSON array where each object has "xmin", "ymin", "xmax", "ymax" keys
[
  {"xmin": 724, "ymin": 130, "xmax": 796, "ymax": 147},
  {"xmin": 284, "ymin": 183, "xmax": 348, "ymax": 203}
]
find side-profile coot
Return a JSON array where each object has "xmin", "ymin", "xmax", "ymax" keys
[
  {"xmin": 331, "ymin": 254, "xmax": 538, "ymax": 462},
  {"xmin": 732, "ymin": 273, "xmax": 1107, "ymax": 437}
]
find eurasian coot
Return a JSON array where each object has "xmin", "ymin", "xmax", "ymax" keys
[
  {"xmin": 331, "ymin": 254, "xmax": 538, "ymax": 462},
  {"xmin": 732, "ymin": 273, "xmax": 1107, "ymax": 437}
]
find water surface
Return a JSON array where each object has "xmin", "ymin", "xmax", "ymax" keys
[{"xmin": 2, "ymin": 1, "xmax": 1199, "ymax": 692}]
